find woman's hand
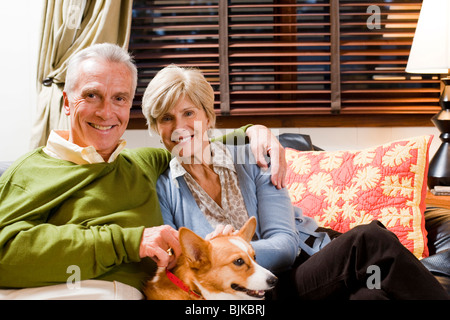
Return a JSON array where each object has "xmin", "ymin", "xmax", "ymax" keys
[
  {"xmin": 139, "ymin": 225, "xmax": 181, "ymax": 269},
  {"xmin": 205, "ymin": 224, "xmax": 236, "ymax": 241},
  {"xmin": 246, "ymin": 125, "xmax": 286, "ymax": 189}
]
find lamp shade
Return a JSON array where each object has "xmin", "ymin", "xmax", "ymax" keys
[{"xmin": 405, "ymin": 0, "xmax": 450, "ymax": 74}]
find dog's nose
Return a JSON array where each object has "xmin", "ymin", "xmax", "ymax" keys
[{"xmin": 267, "ymin": 275, "xmax": 278, "ymax": 287}]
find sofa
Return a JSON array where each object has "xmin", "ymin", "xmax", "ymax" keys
[
  {"xmin": 0, "ymin": 133, "xmax": 449, "ymax": 296},
  {"xmin": 277, "ymin": 133, "xmax": 450, "ymax": 295}
]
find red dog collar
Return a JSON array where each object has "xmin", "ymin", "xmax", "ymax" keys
[{"xmin": 165, "ymin": 268, "xmax": 202, "ymax": 299}]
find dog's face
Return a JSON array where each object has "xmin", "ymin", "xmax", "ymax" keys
[{"xmin": 179, "ymin": 217, "xmax": 277, "ymax": 300}]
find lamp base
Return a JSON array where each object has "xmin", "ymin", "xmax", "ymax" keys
[
  {"xmin": 427, "ymin": 78, "xmax": 450, "ymax": 190},
  {"xmin": 428, "ymin": 141, "xmax": 450, "ymax": 189}
]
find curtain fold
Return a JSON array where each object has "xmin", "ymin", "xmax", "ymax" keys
[{"xmin": 30, "ymin": 0, "xmax": 133, "ymax": 149}]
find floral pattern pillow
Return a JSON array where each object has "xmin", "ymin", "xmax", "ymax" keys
[{"xmin": 285, "ymin": 135, "xmax": 433, "ymax": 259}]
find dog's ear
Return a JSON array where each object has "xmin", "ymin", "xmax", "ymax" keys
[
  {"xmin": 179, "ymin": 227, "xmax": 211, "ymax": 270},
  {"xmin": 236, "ymin": 216, "xmax": 257, "ymax": 243}
]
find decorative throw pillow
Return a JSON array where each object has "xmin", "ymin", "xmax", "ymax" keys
[{"xmin": 285, "ymin": 135, "xmax": 433, "ymax": 259}]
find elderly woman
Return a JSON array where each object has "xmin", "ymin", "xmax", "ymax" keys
[
  {"xmin": 141, "ymin": 65, "xmax": 324, "ymax": 273},
  {"xmin": 142, "ymin": 65, "xmax": 448, "ymax": 299}
]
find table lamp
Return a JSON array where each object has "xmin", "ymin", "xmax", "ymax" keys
[{"xmin": 405, "ymin": 0, "xmax": 450, "ymax": 190}]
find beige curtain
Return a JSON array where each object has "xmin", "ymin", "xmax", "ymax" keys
[{"xmin": 30, "ymin": 0, "xmax": 133, "ymax": 149}]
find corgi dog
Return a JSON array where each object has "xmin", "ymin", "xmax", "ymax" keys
[{"xmin": 144, "ymin": 217, "xmax": 278, "ymax": 300}]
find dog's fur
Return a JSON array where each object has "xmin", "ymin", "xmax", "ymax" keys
[{"xmin": 144, "ymin": 217, "xmax": 277, "ymax": 300}]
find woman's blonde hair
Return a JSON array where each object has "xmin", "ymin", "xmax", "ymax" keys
[{"xmin": 141, "ymin": 65, "xmax": 216, "ymax": 133}]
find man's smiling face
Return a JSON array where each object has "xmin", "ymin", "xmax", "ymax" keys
[{"xmin": 63, "ymin": 58, "xmax": 134, "ymax": 161}]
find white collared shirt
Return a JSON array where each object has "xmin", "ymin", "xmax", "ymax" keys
[{"xmin": 43, "ymin": 130, "xmax": 126, "ymax": 165}]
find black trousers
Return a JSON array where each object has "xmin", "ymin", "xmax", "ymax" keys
[{"xmin": 273, "ymin": 220, "xmax": 449, "ymax": 300}]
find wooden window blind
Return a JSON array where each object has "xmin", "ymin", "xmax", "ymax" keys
[
  {"xmin": 128, "ymin": 0, "xmax": 440, "ymax": 128},
  {"xmin": 339, "ymin": 0, "xmax": 440, "ymax": 115},
  {"xmin": 130, "ymin": 0, "xmax": 221, "ymax": 121}
]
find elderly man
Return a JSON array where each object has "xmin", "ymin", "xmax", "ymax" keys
[{"xmin": 0, "ymin": 43, "xmax": 285, "ymax": 299}]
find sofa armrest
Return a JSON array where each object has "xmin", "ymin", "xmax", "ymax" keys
[
  {"xmin": 422, "ymin": 207, "xmax": 450, "ymax": 293},
  {"xmin": 425, "ymin": 206, "xmax": 450, "ymax": 255},
  {"xmin": 277, "ymin": 133, "xmax": 320, "ymax": 151}
]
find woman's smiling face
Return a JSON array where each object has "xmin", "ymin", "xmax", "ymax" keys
[{"xmin": 156, "ymin": 96, "xmax": 210, "ymax": 163}]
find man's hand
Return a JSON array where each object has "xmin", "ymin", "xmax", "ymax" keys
[
  {"xmin": 139, "ymin": 225, "xmax": 181, "ymax": 270},
  {"xmin": 246, "ymin": 125, "xmax": 286, "ymax": 189}
]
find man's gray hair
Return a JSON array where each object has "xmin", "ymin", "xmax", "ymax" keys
[{"xmin": 64, "ymin": 43, "xmax": 138, "ymax": 97}]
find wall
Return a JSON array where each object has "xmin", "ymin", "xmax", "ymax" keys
[
  {"xmin": 0, "ymin": 1, "xmax": 42, "ymax": 162},
  {"xmin": 0, "ymin": 0, "xmax": 442, "ymax": 162}
]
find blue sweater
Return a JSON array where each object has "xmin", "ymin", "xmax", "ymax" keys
[{"xmin": 156, "ymin": 144, "xmax": 330, "ymax": 273}]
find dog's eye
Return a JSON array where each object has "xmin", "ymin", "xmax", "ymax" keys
[{"xmin": 233, "ymin": 258, "xmax": 245, "ymax": 266}]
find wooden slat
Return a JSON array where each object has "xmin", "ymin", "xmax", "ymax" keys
[
  {"xmin": 231, "ymin": 81, "xmax": 331, "ymax": 85},
  {"xmin": 230, "ymin": 22, "xmax": 331, "ymax": 27},
  {"xmin": 342, "ymin": 88, "xmax": 440, "ymax": 93},
  {"xmin": 342, "ymin": 98, "xmax": 438, "ymax": 103},
  {"xmin": 229, "ymin": 3, "xmax": 330, "ymax": 8},
  {"xmin": 135, "ymin": 5, "xmax": 219, "ymax": 10},
  {"xmin": 228, "ymin": 42, "xmax": 331, "ymax": 48},
  {"xmin": 340, "ymin": 2, "xmax": 422, "ymax": 7},
  {"xmin": 229, "ymin": 100, "xmax": 331, "ymax": 104},
  {"xmin": 229, "ymin": 13, "xmax": 330, "ymax": 18}
]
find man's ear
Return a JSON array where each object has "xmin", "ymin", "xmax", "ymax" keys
[
  {"xmin": 63, "ymin": 92, "xmax": 70, "ymax": 116},
  {"xmin": 236, "ymin": 217, "xmax": 257, "ymax": 243},
  {"xmin": 179, "ymin": 227, "xmax": 211, "ymax": 270}
]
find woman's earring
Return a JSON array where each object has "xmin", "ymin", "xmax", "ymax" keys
[{"xmin": 206, "ymin": 128, "xmax": 213, "ymax": 140}]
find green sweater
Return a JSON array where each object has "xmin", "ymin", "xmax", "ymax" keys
[
  {"xmin": 0, "ymin": 126, "xmax": 250, "ymax": 292},
  {"xmin": 0, "ymin": 147, "xmax": 170, "ymax": 291}
]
